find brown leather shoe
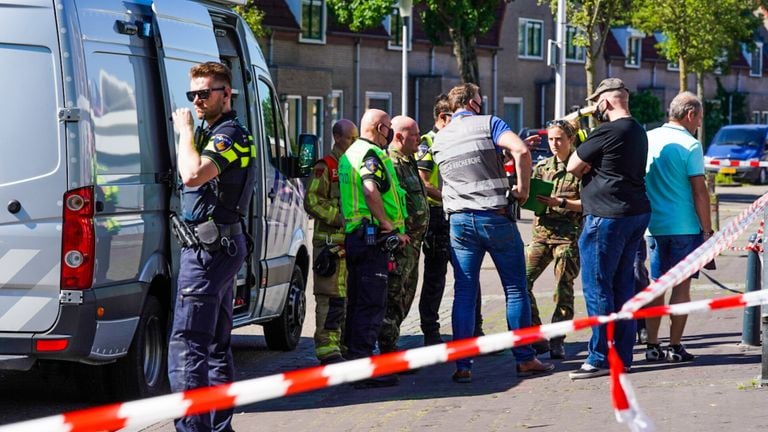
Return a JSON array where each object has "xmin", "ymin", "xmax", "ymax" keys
[{"xmin": 516, "ymin": 358, "xmax": 555, "ymax": 377}]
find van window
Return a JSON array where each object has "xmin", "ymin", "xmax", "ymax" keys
[
  {"xmin": 0, "ymin": 44, "xmax": 58, "ymax": 186},
  {"xmin": 256, "ymin": 78, "xmax": 291, "ymax": 168}
]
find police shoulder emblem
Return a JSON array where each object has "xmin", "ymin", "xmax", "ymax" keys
[
  {"xmin": 416, "ymin": 143, "xmax": 429, "ymax": 160},
  {"xmin": 212, "ymin": 134, "xmax": 233, "ymax": 152},
  {"xmin": 364, "ymin": 157, "xmax": 380, "ymax": 173}
]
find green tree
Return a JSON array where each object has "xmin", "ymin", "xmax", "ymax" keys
[
  {"xmin": 546, "ymin": 0, "xmax": 632, "ymax": 104},
  {"xmin": 327, "ymin": 0, "xmax": 503, "ymax": 84},
  {"xmin": 628, "ymin": 90, "xmax": 665, "ymax": 127},
  {"xmin": 704, "ymin": 78, "xmax": 749, "ymax": 148},
  {"xmin": 234, "ymin": 1, "xmax": 267, "ymax": 38},
  {"xmin": 632, "ymin": 0, "xmax": 762, "ymax": 92}
]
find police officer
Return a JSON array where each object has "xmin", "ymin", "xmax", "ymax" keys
[
  {"xmin": 378, "ymin": 116, "xmax": 428, "ymax": 354},
  {"xmin": 304, "ymin": 119, "xmax": 358, "ymax": 365},
  {"xmin": 416, "ymin": 95, "xmax": 487, "ymax": 345},
  {"xmin": 339, "ymin": 109, "xmax": 409, "ymax": 389},
  {"xmin": 525, "ymin": 120, "xmax": 582, "ymax": 360},
  {"xmin": 169, "ymin": 62, "xmax": 253, "ymax": 432}
]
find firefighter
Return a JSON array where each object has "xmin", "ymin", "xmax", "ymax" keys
[{"xmin": 304, "ymin": 119, "xmax": 358, "ymax": 365}]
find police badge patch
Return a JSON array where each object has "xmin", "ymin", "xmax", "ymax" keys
[
  {"xmin": 363, "ymin": 157, "xmax": 380, "ymax": 173},
  {"xmin": 212, "ymin": 134, "xmax": 233, "ymax": 152},
  {"xmin": 416, "ymin": 143, "xmax": 429, "ymax": 160}
]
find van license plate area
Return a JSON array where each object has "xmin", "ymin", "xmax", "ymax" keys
[{"xmin": 719, "ymin": 167, "xmax": 736, "ymax": 174}]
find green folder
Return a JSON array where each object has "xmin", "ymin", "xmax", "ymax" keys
[{"xmin": 521, "ymin": 178, "xmax": 555, "ymax": 215}]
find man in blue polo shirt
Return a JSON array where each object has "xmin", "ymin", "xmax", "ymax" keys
[{"xmin": 643, "ymin": 91, "xmax": 713, "ymax": 363}]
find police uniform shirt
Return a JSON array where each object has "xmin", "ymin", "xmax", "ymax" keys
[{"xmin": 183, "ymin": 110, "xmax": 252, "ymax": 224}]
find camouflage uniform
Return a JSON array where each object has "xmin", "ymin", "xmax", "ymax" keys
[
  {"xmin": 525, "ymin": 152, "xmax": 582, "ymax": 330},
  {"xmin": 378, "ymin": 146, "xmax": 429, "ymax": 352},
  {"xmin": 304, "ymin": 147, "xmax": 347, "ymax": 363}
]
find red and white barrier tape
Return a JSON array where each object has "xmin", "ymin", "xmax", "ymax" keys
[
  {"xmin": 3, "ymin": 289, "xmax": 768, "ymax": 432},
  {"xmin": 705, "ymin": 159, "xmax": 768, "ymax": 168},
  {"xmin": 2, "ymin": 193, "xmax": 767, "ymax": 432}
]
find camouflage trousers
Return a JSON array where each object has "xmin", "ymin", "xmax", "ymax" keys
[
  {"xmin": 525, "ymin": 240, "xmax": 580, "ymax": 333},
  {"xmin": 312, "ymin": 244, "xmax": 347, "ymax": 361},
  {"xmin": 378, "ymin": 239, "xmax": 422, "ymax": 352}
]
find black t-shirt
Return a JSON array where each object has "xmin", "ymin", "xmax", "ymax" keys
[{"xmin": 576, "ymin": 117, "xmax": 650, "ymax": 217}]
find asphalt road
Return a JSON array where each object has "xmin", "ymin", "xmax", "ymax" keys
[{"xmin": 1, "ymin": 183, "xmax": 766, "ymax": 430}]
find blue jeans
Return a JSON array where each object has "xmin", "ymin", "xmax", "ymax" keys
[
  {"xmin": 449, "ymin": 211, "xmax": 535, "ymax": 370},
  {"xmin": 579, "ymin": 213, "xmax": 650, "ymax": 368}
]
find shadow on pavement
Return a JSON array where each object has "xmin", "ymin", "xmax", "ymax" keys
[{"xmin": 718, "ymin": 193, "xmax": 762, "ymax": 204}]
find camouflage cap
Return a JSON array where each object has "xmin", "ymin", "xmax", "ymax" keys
[{"xmin": 586, "ymin": 78, "xmax": 629, "ymax": 101}]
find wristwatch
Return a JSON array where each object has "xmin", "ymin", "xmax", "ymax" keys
[{"xmin": 559, "ymin": 198, "xmax": 567, "ymax": 208}]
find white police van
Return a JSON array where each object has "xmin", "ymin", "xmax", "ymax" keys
[{"xmin": 0, "ymin": 0, "xmax": 316, "ymax": 400}]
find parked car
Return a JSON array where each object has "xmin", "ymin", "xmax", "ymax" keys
[
  {"xmin": 705, "ymin": 125, "xmax": 768, "ymax": 184},
  {"xmin": 519, "ymin": 128, "xmax": 553, "ymax": 166}
]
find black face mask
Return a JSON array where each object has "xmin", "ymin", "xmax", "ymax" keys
[
  {"xmin": 592, "ymin": 101, "xmax": 608, "ymax": 123},
  {"xmin": 380, "ymin": 124, "xmax": 394, "ymax": 144}
]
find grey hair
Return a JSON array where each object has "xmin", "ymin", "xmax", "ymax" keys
[{"xmin": 668, "ymin": 91, "xmax": 702, "ymax": 120}]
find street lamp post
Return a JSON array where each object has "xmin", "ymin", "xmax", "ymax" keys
[
  {"xmin": 554, "ymin": 0, "xmax": 566, "ymax": 119},
  {"xmin": 399, "ymin": 0, "xmax": 412, "ymax": 116}
]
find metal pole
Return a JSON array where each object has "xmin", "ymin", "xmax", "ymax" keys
[
  {"xmin": 554, "ymin": 0, "xmax": 566, "ymax": 119},
  {"xmin": 742, "ymin": 233, "xmax": 761, "ymax": 346},
  {"xmin": 401, "ymin": 14, "xmax": 409, "ymax": 116}
]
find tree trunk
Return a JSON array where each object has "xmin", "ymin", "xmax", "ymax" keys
[
  {"xmin": 585, "ymin": 48, "xmax": 597, "ymax": 127},
  {"xmin": 679, "ymin": 56, "xmax": 688, "ymax": 92},
  {"xmin": 696, "ymin": 71, "xmax": 705, "ymax": 143},
  {"xmin": 449, "ymin": 28, "xmax": 478, "ymax": 84}
]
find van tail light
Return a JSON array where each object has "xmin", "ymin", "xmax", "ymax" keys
[{"xmin": 60, "ymin": 186, "xmax": 95, "ymax": 290}]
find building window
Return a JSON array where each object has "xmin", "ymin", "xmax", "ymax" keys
[
  {"xmin": 300, "ymin": 0, "xmax": 325, "ymax": 44},
  {"xmin": 565, "ymin": 25, "xmax": 586, "ymax": 63},
  {"xmin": 753, "ymin": 111, "xmax": 761, "ymax": 124},
  {"xmin": 762, "ymin": 111, "xmax": 768, "ymax": 125},
  {"xmin": 482, "ymin": 96, "xmax": 489, "ymax": 115},
  {"xmin": 284, "ymin": 95, "xmax": 302, "ymax": 150},
  {"xmin": 365, "ymin": 91, "xmax": 392, "ymax": 115},
  {"xmin": 503, "ymin": 97, "xmax": 523, "ymax": 133},
  {"xmin": 519, "ymin": 19, "xmax": 543, "ymax": 59},
  {"xmin": 667, "ymin": 60, "xmax": 680, "ymax": 71},
  {"xmin": 307, "ymin": 96, "xmax": 324, "ymax": 148},
  {"xmin": 750, "ymin": 42, "xmax": 763, "ymax": 77},
  {"xmin": 625, "ymin": 36, "xmax": 641, "ymax": 68},
  {"xmin": 330, "ymin": 90, "xmax": 343, "ymax": 125},
  {"xmin": 387, "ymin": 8, "xmax": 411, "ymax": 50}
]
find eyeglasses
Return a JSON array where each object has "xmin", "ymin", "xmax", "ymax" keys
[
  {"xmin": 186, "ymin": 87, "xmax": 226, "ymax": 102},
  {"xmin": 545, "ymin": 119, "xmax": 575, "ymax": 135}
]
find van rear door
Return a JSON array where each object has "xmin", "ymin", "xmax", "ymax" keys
[{"xmin": 0, "ymin": 1, "xmax": 67, "ymax": 333}]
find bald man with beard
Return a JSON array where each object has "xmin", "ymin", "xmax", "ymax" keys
[{"xmin": 339, "ymin": 109, "xmax": 409, "ymax": 389}]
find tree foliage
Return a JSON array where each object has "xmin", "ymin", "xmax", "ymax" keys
[
  {"xmin": 628, "ymin": 90, "xmax": 665, "ymax": 126},
  {"xmin": 234, "ymin": 1, "xmax": 267, "ymax": 38},
  {"xmin": 327, "ymin": 0, "xmax": 503, "ymax": 84},
  {"xmin": 632, "ymin": 0, "xmax": 763, "ymax": 91}
]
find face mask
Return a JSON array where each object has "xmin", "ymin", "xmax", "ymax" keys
[
  {"xmin": 592, "ymin": 100, "xmax": 608, "ymax": 123},
  {"xmin": 385, "ymin": 127, "xmax": 394, "ymax": 143},
  {"xmin": 471, "ymin": 100, "xmax": 482, "ymax": 115}
]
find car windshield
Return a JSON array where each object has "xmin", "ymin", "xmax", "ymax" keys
[{"xmin": 712, "ymin": 129, "xmax": 766, "ymax": 147}]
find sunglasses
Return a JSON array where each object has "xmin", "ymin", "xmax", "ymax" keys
[
  {"xmin": 545, "ymin": 119, "xmax": 575, "ymax": 135},
  {"xmin": 186, "ymin": 87, "xmax": 226, "ymax": 102}
]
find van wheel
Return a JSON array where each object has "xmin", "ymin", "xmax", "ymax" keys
[
  {"xmin": 263, "ymin": 266, "xmax": 306, "ymax": 351},
  {"xmin": 109, "ymin": 295, "xmax": 169, "ymax": 400},
  {"xmin": 759, "ymin": 168, "xmax": 768, "ymax": 185}
]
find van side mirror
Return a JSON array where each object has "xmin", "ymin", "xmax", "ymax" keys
[{"xmin": 297, "ymin": 134, "xmax": 319, "ymax": 177}]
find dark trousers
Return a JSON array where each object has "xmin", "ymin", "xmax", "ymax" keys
[
  {"xmin": 168, "ymin": 234, "xmax": 246, "ymax": 432},
  {"xmin": 419, "ymin": 206, "xmax": 450, "ymax": 335},
  {"xmin": 418, "ymin": 206, "xmax": 484, "ymax": 337},
  {"xmin": 344, "ymin": 232, "xmax": 389, "ymax": 359}
]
